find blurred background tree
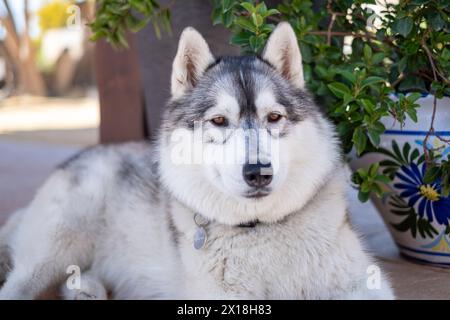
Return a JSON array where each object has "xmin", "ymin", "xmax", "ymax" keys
[
  {"xmin": 0, "ymin": 0, "xmax": 96, "ymax": 97},
  {"xmin": 0, "ymin": 0, "xmax": 47, "ymax": 95}
]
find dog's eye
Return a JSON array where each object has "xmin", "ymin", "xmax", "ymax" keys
[
  {"xmin": 211, "ymin": 116, "xmax": 227, "ymax": 126},
  {"xmin": 267, "ymin": 112, "xmax": 282, "ymax": 123}
]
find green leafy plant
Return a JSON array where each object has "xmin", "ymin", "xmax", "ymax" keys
[
  {"xmin": 90, "ymin": 0, "xmax": 450, "ymax": 202},
  {"xmin": 90, "ymin": 0, "xmax": 171, "ymax": 48},
  {"xmin": 352, "ymin": 162, "xmax": 391, "ymax": 202}
]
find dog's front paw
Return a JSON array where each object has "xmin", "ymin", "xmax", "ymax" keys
[
  {"xmin": 63, "ymin": 287, "xmax": 108, "ymax": 300},
  {"xmin": 72, "ymin": 290, "xmax": 106, "ymax": 300},
  {"xmin": 61, "ymin": 274, "xmax": 108, "ymax": 300}
]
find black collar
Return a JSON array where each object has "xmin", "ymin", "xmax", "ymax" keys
[
  {"xmin": 194, "ymin": 212, "xmax": 259, "ymax": 229},
  {"xmin": 237, "ymin": 220, "xmax": 259, "ymax": 228}
]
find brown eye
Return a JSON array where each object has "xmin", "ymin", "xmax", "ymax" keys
[
  {"xmin": 211, "ymin": 116, "xmax": 227, "ymax": 126},
  {"xmin": 267, "ymin": 112, "xmax": 282, "ymax": 123}
]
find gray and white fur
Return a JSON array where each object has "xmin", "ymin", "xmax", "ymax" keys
[{"xmin": 0, "ymin": 23, "xmax": 394, "ymax": 299}]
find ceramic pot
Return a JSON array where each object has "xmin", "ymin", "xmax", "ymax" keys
[{"xmin": 351, "ymin": 95, "xmax": 450, "ymax": 266}]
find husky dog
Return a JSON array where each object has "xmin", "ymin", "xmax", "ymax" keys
[{"xmin": 0, "ymin": 23, "xmax": 394, "ymax": 300}]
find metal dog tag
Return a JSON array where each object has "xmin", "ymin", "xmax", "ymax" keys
[{"xmin": 194, "ymin": 227, "xmax": 207, "ymax": 250}]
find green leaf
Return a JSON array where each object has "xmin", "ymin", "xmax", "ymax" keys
[
  {"xmin": 234, "ymin": 17, "xmax": 257, "ymax": 33},
  {"xmin": 406, "ymin": 108, "xmax": 418, "ymax": 122},
  {"xmin": 315, "ymin": 65, "xmax": 329, "ymax": 79},
  {"xmin": 372, "ymin": 52, "xmax": 385, "ymax": 64},
  {"xmin": 255, "ymin": 2, "xmax": 268, "ymax": 15},
  {"xmin": 222, "ymin": 10, "xmax": 234, "ymax": 28},
  {"xmin": 342, "ymin": 94, "xmax": 354, "ymax": 107},
  {"xmin": 398, "ymin": 56, "xmax": 407, "ymax": 73},
  {"xmin": 222, "ymin": 0, "xmax": 235, "ymax": 12},
  {"xmin": 255, "ymin": 1, "xmax": 267, "ymax": 14},
  {"xmin": 364, "ymin": 44, "xmax": 372, "ymax": 61},
  {"xmin": 327, "ymin": 82, "xmax": 351, "ymax": 98},
  {"xmin": 251, "ymin": 13, "xmax": 263, "ymax": 27},
  {"xmin": 427, "ymin": 11, "xmax": 445, "ymax": 31},
  {"xmin": 360, "ymin": 181, "xmax": 371, "ymax": 193},
  {"xmin": 130, "ymin": 0, "xmax": 150, "ymax": 14},
  {"xmin": 356, "ymin": 168, "xmax": 368, "ymax": 179},
  {"xmin": 241, "ymin": 2, "xmax": 255, "ymax": 13},
  {"xmin": 337, "ymin": 70, "xmax": 357, "ymax": 84},
  {"xmin": 353, "ymin": 127, "xmax": 367, "ymax": 155},
  {"xmin": 358, "ymin": 191, "xmax": 370, "ymax": 202},
  {"xmin": 367, "ymin": 128, "xmax": 381, "ymax": 147},
  {"xmin": 393, "ymin": 17, "xmax": 413, "ymax": 37},
  {"xmin": 372, "ymin": 183, "xmax": 383, "ymax": 197},
  {"xmin": 442, "ymin": 48, "xmax": 450, "ymax": 61},
  {"xmin": 230, "ymin": 31, "xmax": 250, "ymax": 46},
  {"xmin": 211, "ymin": 7, "xmax": 223, "ymax": 25},
  {"xmin": 407, "ymin": 92, "xmax": 422, "ymax": 102},
  {"xmin": 151, "ymin": 19, "xmax": 161, "ymax": 39},
  {"xmin": 369, "ymin": 163, "xmax": 380, "ymax": 177},
  {"xmin": 266, "ymin": 9, "xmax": 280, "ymax": 17},
  {"xmin": 361, "ymin": 76, "xmax": 385, "ymax": 89},
  {"xmin": 375, "ymin": 174, "xmax": 391, "ymax": 184},
  {"xmin": 299, "ymin": 42, "xmax": 312, "ymax": 63},
  {"xmin": 249, "ymin": 35, "xmax": 265, "ymax": 53},
  {"xmin": 359, "ymin": 99, "xmax": 375, "ymax": 113}
]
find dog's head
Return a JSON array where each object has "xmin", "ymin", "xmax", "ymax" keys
[{"xmin": 159, "ymin": 23, "xmax": 340, "ymax": 225}]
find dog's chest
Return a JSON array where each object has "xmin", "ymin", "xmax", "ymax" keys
[{"xmin": 180, "ymin": 223, "xmax": 334, "ymax": 299}]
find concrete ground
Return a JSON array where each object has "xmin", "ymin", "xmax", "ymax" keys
[
  {"xmin": 0, "ymin": 96, "xmax": 449, "ymax": 299},
  {"xmin": 348, "ymin": 191, "xmax": 450, "ymax": 299}
]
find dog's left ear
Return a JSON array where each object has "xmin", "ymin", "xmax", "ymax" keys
[
  {"xmin": 171, "ymin": 27, "xmax": 215, "ymax": 99},
  {"xmin": 262, "ymin": 22, "xmax": 304, "ymax": 89}
]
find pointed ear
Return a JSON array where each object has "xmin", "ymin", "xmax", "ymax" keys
[
  {"xmin": 262, "ymin": 22, "xmax": 304, "ymax": 89},
  {"xmin": 171, "ymin": 27, "xmax": 215, "ymax": 98}
]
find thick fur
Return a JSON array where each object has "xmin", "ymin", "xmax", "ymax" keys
[{"xmin": 0, "ymin": 23, "xmax": 394, "ymax": 299}]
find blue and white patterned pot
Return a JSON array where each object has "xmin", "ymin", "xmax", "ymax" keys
[{"xmin": 353, "ymin": 95, "xmax": 450, "ymax": 267}]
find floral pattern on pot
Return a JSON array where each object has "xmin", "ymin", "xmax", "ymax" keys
[
  {"xmin": 395, "ymin": 163, "xmax": 450, "ymax": 226},
  {"xmin": 378, "ymin": 139, "xmax": 450, "ymax": 254}
]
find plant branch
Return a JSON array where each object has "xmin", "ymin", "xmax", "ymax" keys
[
  {"xmin": 327, "ymin": 14, "xmax": 337, "ymax": 45},
  {"xmin": 307, "ymin": 30, "xmax": 402, "ymax": 55},
  {"xmin": 391, "ymin": 73, "xmax": 405, "ymax": 88},
  {"xmin": 421, "ymin": 31, "xmax": 440, "ymax": 164},
  {"xmin": 326, "ymin": 0, "xmax": 346, "ymax": 17},
  {"xmin": 436, "ymin": 134, "xmax": 450, "ymax": 144},
  {"xmin": 325, "ymin": 0, "xmax": 345, "ymax": 45},
  {"xmin": 414, "ymin": 71, "xmax": 435, "ymax": 83},
  {"xmin": 421, "ymin": 33, "xmax": 450, "ymax": 86}
]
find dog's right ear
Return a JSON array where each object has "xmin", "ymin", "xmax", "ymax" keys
[{"xmin": 171, "ymin": 27, "xmax": 214, "ymax": 99}]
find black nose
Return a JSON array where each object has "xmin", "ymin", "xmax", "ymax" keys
[{"xmin": 243, "ymin": 163, "xmax": 273, "ymax": 188}]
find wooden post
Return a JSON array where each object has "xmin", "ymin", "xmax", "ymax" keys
[{"xmin": 95, "ymin": 32, "xmax": 146, "ymax": 143}]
